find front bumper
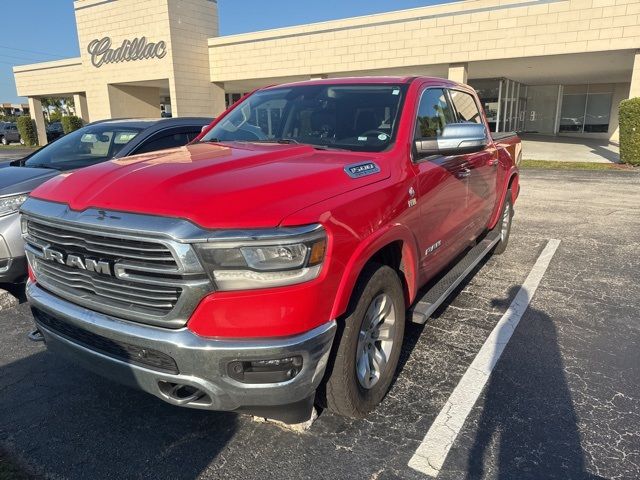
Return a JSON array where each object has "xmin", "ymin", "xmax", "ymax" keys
[
  {"xmin": 27, "ymin": 282, "xmax": 336, "ymax": 420},
  {"xmin": 0, "ymin": 256, "xmax": 27, "ymax": 283},
  {"xmin": 0, "ymin": 212, "xmax": 26, "ymax": 283}
]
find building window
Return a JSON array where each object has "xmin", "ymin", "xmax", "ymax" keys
[
  {"xmin": 559, "ymin": 84, "xmax": 612, "ymax": 134},
  {"xmin": 469, "ymin": 79, "xmax": 500, "ymax": 132}
]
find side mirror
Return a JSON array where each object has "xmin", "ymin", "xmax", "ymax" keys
[{"xmin": 415, "ymin": 123, "xmax": 488, "ymax": 157}]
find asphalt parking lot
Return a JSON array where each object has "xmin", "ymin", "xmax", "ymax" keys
[{"xmin": 1, "ymin": 169, "xmax": 639, "ymax": 480}]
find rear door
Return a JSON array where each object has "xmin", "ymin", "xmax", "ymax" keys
[
  {"xmin": 448, "ymin": 88, "xmax": 498, "ymax": 238},
  {"xmin": 129, "ymin": 127, "xmax": 203, "ymax": 156},
  {"xmin": 412, "ymin": 86, "xmax": 474, "ymax": 280},
  {"xmin": 8, "ymin": 124, "xmax": 20, "ymax": 142}
]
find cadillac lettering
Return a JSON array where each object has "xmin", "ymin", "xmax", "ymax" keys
[
  {"xmin": 42, "ymin": 247, "xmax": 112, "ymax": 276},
  {"xmin": 87, "ymin": 36, "xmax": 167, "ymax": 68}
]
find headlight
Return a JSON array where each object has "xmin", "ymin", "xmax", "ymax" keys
[
  {"xmin": 194, "ymin": 225, "xmax": 327, "ymax": 291},
  {"xmin": 0, "ymin": 194, "xmax": 28, "ymax": 217}
]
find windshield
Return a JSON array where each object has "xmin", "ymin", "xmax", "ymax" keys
[
  {"xmin": 25, "ymin": 125, "xmax": 142, "ymax": 170},
  {"xmin": 202, "ymin": 84, "xmax": 407, "ymax": 152}
]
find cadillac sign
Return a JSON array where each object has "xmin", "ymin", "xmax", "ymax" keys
[{"xmin": 87, "ymin": 36, "xmax": 167, "ymax": 68}]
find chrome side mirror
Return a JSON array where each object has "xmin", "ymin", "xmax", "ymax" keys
[{"xmin": 415, "ymin": 123, "xmax": 488, "ymax": 157}]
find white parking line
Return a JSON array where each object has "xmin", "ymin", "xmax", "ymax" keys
[{"xmin": 408, "ymin": 239, "xmax": 561, "ymax": 477}]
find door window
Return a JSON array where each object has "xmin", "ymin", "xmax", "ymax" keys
[
  {"xmin": 415, "ymin": 88, "xmax": 456, "ymax": 139},
  {"xmin": 134, "ymin": 129, "xmax": 201, "ymax": 155},
  {"xmin": 449, "ymin": 90, "xmax": 483, "ymax": 124}
]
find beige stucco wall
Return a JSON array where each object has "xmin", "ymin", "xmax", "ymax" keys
[
  {"xmin": 14, "ymin": 58, "xmax": 84, "ymax": 97},
  {"xmin": 167, "ymin": 0, "xmax": 225, "ymax": 117},
  {"xmin": 108, "ymin": 84, "xmax": 162, "ymax": 118},
  {"xmin": 630, "ymin": 50, "xmax": 640, "ymax": 97},
  {"xmin": 13, "ymin": 0, "xmax": 222, "ymax": 123},
  {"xmin": 208, "ymin": 0, "xmax": 640, "ymax": 83},
  {"xmin": 74, "ymin": 0, "xmax": 173, "ymax": 120},
  {"xmin": 609, "ymin": 82, "xmax": 631, "ymax": 142},
  {"xmin": 11, "ymin": 0, "xmax": 640, "ymax": 144}
]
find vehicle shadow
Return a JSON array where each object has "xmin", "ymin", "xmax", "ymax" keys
[
  {"xmin": 393, "ymin": 252, "xmax": 492, "ymax": 384},
  {"xmin": 0, "ymin": 347, "xmax": 237, "ymax": 480},
  {"xmin": 0, "ymin": 281, "xmax": 27, "ymax": 304},
  {"xmin": 461, "ymin": 286, "xmax": 604, "ymax": 479}
]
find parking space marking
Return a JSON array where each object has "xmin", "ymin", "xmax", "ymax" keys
[{"xmin": 408, "ymin": 239, "xmax": 561, "ymax": 477}]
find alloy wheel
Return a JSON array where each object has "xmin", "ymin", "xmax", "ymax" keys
[{"xmin": 356, "ymin": 293, "xmax": 396, "ymax": 389}]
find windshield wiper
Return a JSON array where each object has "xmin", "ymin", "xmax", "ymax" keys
[
  {"xmin": 249, "ymin": 139, "xmax": 348, "ymax": 151},
  {"xmin": 25, "ymin": 164, "xmax": 61, "ymax": 171},
  {"xmin": 309, "ymin": 144, "xmax": 348, "ymax": 151},
  {"xmin": 248, "ymin": 138, "xmax": 300, "ymax": 145}
]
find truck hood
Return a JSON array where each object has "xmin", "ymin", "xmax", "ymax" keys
[
  {"xmin": 30, "ymin": 142, "xmax": 389, "ymax": 228},
  {"xmin": 0, "ymin": 166, "xmax": 59, "ymax": 196}
]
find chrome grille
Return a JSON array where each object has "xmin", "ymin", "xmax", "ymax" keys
[
  {"xmin": 23, "ymin": 216, "xmax": 200, "ymax": 325},
  {"xmin": 37, "ymin": 261, "xmax": 181, "ymax": 313},
  {"xmin": 27, "ymin": 221, "xmax": 176, "ymax": 264}
]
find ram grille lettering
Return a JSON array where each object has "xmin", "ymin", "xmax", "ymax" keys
[{"xmin": 42, "ymin": 247, "xmax": 112, "ymax": 276}]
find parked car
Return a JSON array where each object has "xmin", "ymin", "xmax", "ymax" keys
[
  {"xmin": 22, "ymin": 77, "xmax": 521, "ymax": 424},
  {"xmin": 0, "ymin": 122, "xmax": 21, "ymax": 145},
  {"xmin": 0, "ymin": 117, "xmax": 211, "ymax": 283},
  {"xmin": 46, "ymin": 122, "xmax": 65, "ymax": 142}
]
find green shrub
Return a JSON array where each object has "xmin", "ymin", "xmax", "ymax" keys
[
  {"xmin": 61, "ymin": 115, "xmax": 83, "ymax": 134},
  {"xmin": 48, "ymin": 111, "xmax": 63, "ymax": 123},
  {"xmin": 619, "ymin": 97, "xmax": 640, "ymax": 166},
  {"xmin": 16, "ymin": 116, "xmax": 38, "ymax": 146}
]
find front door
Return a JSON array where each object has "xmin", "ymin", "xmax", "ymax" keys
[{"xmin": 412, "ymin": 86, "xmax": 473, "ymax": 282}]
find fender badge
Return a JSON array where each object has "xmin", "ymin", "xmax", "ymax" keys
[
  {"xmin": 344, "ymin": 161, "xmax": 381, "ymax": 179},
  {"xmin": 425, "ymin": 240, "xmax": 442, "ymax": 255}
]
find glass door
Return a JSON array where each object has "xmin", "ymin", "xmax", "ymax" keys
[{"xmin": 524, "ymin": 85, "xmax": 559, "ymax": 134}]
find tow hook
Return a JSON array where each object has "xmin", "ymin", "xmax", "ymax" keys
[{"xmin": 28, "ymin": 329, "xmax": 45, "ymax": 343}]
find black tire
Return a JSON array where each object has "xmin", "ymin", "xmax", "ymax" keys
[
  {"xmin": 494, "ymin": 190, "xmax": 513, "ymax": 255},
  {"xmin": 324, "ymin": 263, "xmax": 405, "ymax": 418}
]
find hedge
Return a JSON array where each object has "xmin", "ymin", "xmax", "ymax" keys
[
  {"xmin": 16, "ymin": 116, "xmax": 38, "ymax": 146},
  {"xmin": 61, "ymin": 115, "xmax": 84, "ymax": 134},
  {"xmin": 619, "ymin": 97, "xmax": 640, "ymax": 166}
]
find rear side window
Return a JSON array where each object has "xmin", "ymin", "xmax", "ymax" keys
[
  {"xmin": 449, "ymin": 90, "xmax": 483, "ymax": 124},
  {"xmin": 415, "ymin": 88, "xmax": 456, "ymax": 139},
  {"xmin": 134, "ymin": 129, "xmax": 201, "ymax": 155}
]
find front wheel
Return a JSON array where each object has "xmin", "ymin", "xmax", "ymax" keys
[
  {"xmin": 323, "ymin": 263, "xmax": 405, "ymax": 418},
  {"xmin": 494, "ymin": 190, "xmax": 513, "ymax": 255}
]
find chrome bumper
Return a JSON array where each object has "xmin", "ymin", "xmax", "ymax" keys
[
  {"xmin": 27, "ymin": 282, "xmax": 336, "ymax": 419},
  {"xmin": 0, "ymin": 211, "xmax": 26, "ymax": 282}
]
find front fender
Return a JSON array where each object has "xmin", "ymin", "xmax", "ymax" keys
[{"xmin": 330, "ymin": 223, "xmax": 421, "ymax": 320}]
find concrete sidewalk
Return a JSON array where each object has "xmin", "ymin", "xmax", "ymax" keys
[{"xmin": 520, "ymin": 134, "xmax": 620, "ymax": 164}]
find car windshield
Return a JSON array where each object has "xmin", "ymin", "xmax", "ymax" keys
[
  {"xmin": 24, "ymin": 125, "xmax": 142, "ymax": 170},
  {"xmin": 202, "ymin": 84, "xmax": 407, "ymax": 152}
]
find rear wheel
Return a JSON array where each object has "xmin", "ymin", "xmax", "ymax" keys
[
  {"xmin": 494, "ymin": 190, "xmax": 513, "ymax": 255},
  {"xmin": 324, "ymin": 263, "xmax": 405, "ymax": 418}
]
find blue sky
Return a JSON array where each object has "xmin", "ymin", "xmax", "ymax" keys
[{"xmin": 0, "ymin": 0, "xmax": 450, "ymax": 103}]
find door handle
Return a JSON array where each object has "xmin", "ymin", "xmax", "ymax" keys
[
  {"xmin": 456, "ymin": 168, "xmax": 471, "ymax": 179},
  {"xmin": 488, "ymin": 158, "xmax": 499, "ymax": 167}
]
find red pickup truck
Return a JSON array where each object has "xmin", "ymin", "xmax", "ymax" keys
[{"xmin": 22, "ymin": 77, "xmax": 520, "ymax": 424}]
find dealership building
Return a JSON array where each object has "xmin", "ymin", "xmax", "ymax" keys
[{"xmin": 13, "ymin": 0, "xmax": 640, "ymax": 145}]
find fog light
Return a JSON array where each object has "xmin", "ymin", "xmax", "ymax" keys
[{"xmin": 228, "ymin": 356, "xmax": 303, "ymax": 384}]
